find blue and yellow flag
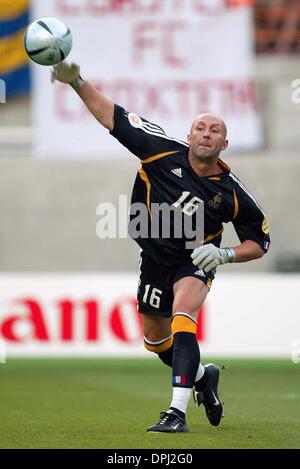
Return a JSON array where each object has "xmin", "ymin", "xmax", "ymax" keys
[{"xmin": 0, "ymin": 0, "xmax": 31, "ymax": 98}]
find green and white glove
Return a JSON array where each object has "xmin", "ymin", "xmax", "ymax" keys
[
  {"xmin": 51, "ymin": 62, "xmax": 84, "ymax": 90},
  {"xmin": 191, "ymin": 243, "xmax": 235, "ymax": 273}
]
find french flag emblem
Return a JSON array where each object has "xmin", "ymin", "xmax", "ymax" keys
[{"xmin": 172, "ymin": 375, "xmax": 187, "ymax": 385}]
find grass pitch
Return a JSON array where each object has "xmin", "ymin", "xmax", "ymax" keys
[{"xmin": 0, "ymin": 358, "xmax": 299, "ymax": 449}]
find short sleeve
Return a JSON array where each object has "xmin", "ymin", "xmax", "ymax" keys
[
  {"xmin": 110, "ymin": 105, "xmax": 187, "ymax": 160},
  {"xmin": 231, "ymin": 176, "xmax": 270, "ymax": 253}
]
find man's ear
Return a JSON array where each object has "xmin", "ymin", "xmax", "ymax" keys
[
  {"xmin": 222, "ymin": 139, "xmax": 229, "ymax": 151},
  {"xmin": 187, "ymin": 133, "xmax": 191, "ymax": 144}
]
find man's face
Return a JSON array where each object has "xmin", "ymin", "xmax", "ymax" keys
[{"xmin": 187, "ymin": 113, "xmax": 228, "ymax": 161}]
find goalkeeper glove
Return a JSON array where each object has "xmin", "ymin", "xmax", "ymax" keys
[
  {"xmin": 191, "ymin": 243, "xmax": 235, "ymax": 273},
  {"xmin": 51, "ymin": 62, "xmax": 84, "ymax": 90}
]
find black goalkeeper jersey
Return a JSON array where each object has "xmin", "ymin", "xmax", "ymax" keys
[{"xmin": 111, "ymin": 105, "xmax": 270, "ymax": 266}]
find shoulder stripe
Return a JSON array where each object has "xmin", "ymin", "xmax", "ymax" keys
[
  {"xmin": 142, "ymin": 121, "xmax": 165, "ymax": 133},
  {"xmin": 139, "ymin": 124, "xmax": 189, "ymax": 147},
  {"xmin": 142, "ymin": 123, "xmax": 165, "ymax": 135},
  {"xmin": 121, "ymin": 109, "xmax": 189, "ymax": 147},
  {"xmin": 229, "ymin": 172, "xmax": 264, "ymax": 213}
]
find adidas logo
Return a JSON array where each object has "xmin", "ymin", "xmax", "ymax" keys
[
  {"xmin": 171, "ymin": 168, "xmax": 182, "ymax": 178},
  {"xmin": 194, "ymin": 269, "xmax": 206, "ymax": 277}
]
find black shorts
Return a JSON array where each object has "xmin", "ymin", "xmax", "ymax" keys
[{"xmin": 137, "ymin": 251, "xmax": 215, "ymax": 318}]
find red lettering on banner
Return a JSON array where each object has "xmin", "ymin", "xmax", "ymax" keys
[
  {"xmin": 57, "ymin": 299, "xmax": 100, "ymax": 341},
  {"xmin": 56, "ymin": 0, "xmax": 237, "ymax": 16},
  {"xmin": 55, "ymin": 79, "xmax": 257, "ymax": 122},
  {"xmin": 239, "ymin": 81, "xmax": 257, "ymax": 112},
  {"xmin": 56, "ymin": 0, "xmax": 181, "ymax": 15},
  {"xmin": 133, "ymin": 21, "xmax": 187, "ymax": 67},
  {"xmin": 58, "ymin": 300, "xmax": 73, "ymax": 341},
  {"xmin": 110, "ymin": 297, "xmax": 142, "ymax": 342},
  {"xmin": 163, "ymin": 21, "xmax": 187, "ymax": 67},
  {"xmin": 56, "ymin": 0, "xmax": 162, "ymax": 15},
  {"xmin": 56, "ymin": 0, "xmax": 83, "ymax": 15},
  {"xmin": 193, "ymin": 82, "xmax": 210, "ymax": 113},
  {"xmin": 84, "ymin": 300, "xmax": 99, "ymax": 341},
  {"xmin": 0, "ymin": 297, "xmax": 205, "ymax": 344},
  {"xmin": 219, "ymin": 81, "xmax": 258, "ymax": 114},
  {"xmin": 55, "ymin": 85, "xmax": 78, "ymax": 120},
  {"xmin": 88, "ymin": 0, "xmax": 161, "ymax": 14},
  {"xmin": 196, "ymin": 306, "xmax": 204, "ymax": 340},
  {"xmin": 144, "ymin": 84, "xmax": 171, "ymax": 116},
  {"xmin": 133, "ymin": 21, "xmax": 158, "ymax": 64},
  {"xmin": 0, "ymin": 299, "xmax": 49, "ymax": 342},
  {"xmin": 193, "ymin": 0, "xmax": 227, "ymax": 14}
]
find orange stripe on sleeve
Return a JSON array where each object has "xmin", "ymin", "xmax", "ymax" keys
[{"xmin": 142, "ymin": 150, "xmax": 179, "ymax": 164}]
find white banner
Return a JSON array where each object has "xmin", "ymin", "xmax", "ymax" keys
[
  {"xmin": 32, "ymin": 0, "xmax": 262, "ymax": 158},
  {"xmin": 0, "ymin": 273, "xmax": 299, "ymax": 358}
]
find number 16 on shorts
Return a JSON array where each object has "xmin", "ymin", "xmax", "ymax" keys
[{"xmin": 143, "ymin": 285, "xmax": 162, "ymax": 309}]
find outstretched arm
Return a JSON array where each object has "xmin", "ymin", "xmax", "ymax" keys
[
  {"xmin": 230, "ymin": 240, "xmax": 264, "ymax": 262},
  {"xmin": 52, "ymin": 62, "xmax": 114, "ymax": 131},
  {"xmin": 75, "ymin": 81, "xmax": 114, "ymax": 131},
  {"xmin": 52, "ymin": 63, "xmax": 183, "ymax": 160}
]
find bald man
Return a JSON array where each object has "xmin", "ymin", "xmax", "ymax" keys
[{"xmin": 52, "ymin": 63, "xmax": 270, "ymax": 433}]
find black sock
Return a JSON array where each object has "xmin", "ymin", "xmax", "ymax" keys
[
  {"xmin": 158, "ymin": 344, "xmax": 173, "ymax": 367},
  {"xmin": 172, "ymin": 332, "xmax": 200, "ymax": 388}
]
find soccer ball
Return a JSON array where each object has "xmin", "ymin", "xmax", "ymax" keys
[{"xmin": 24, "ymin": 17, "xmax": 72, "ymax": 66}]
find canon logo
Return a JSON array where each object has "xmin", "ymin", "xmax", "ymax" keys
[{"xmin": 0, "ymin": 297, "xmax": 205, "ymax": 344}]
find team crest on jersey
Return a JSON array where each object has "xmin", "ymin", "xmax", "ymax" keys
[
  {"xmin": 208, "ymin": 192, "xmax": 222, "ymax": 209},
  {"xmin": 128, "ymin": 112, "xmax": 142, "ymax": 128},
  {"xmin": 262, "ymin": 216, "xmax": 270, "ymax": 234}
]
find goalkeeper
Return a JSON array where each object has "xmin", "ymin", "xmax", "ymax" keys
[{"xmin": 51, "ymin": 62, "xmax": 270, "ymax": 433}]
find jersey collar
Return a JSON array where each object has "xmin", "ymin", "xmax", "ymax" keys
[{"xmin": 182, "ymin": 149, "xmax": 231, "ymax": 179}]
